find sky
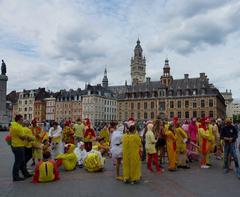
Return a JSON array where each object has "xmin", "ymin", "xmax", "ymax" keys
[{"xmin": 0, "ymin": 0, "xmax": 240, "ymax": 98}]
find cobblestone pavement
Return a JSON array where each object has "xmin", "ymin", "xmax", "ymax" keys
[{"xmin": 0, "ymin": 132, "xmax": 239, "ymax": 197}]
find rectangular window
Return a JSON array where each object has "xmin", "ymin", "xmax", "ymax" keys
[
  {"xmin": 177, "ymin": 101, "xmax": 181, "ymax": 108},
  {"xmin": 151, "ymin": 112, "xmax": 154, "ymax": 119},
  {"xmin": 170, "ymin": 101, "xmax": 174, "ymax": 108},
  {"xmin": 185, "ymin": 100, "xmax": 189, "ymax": 108},
  {"xmin": 209, "ymin": 99, "xmax": 213, "ymax": 107},
  {"xmin": 144, "ymin": 102, "xmax": 147, "ymax": 109},
  {"xmin": 201, "ymin": 111, "xmax": 205, "ymax": 118},
  {"xmin": 178, "ymin": 112, "xmax": 181, "ymax": 119},
  {"xmin": 185, "ymin": 111, "xmax": 189, "ymax": 119},
  {"xmin": 201, "ymin": 100, "xmax": 205, "ymax": 108},
  {"xmin": 137, "ymin": 112, "xmax": 140, "ymax": 119},
  {"xmin": 170, "ymin": 112, "xmax": 174, "ymax": 118},
  {"xmin": 193, "ymin": 102, "xmax": 197, "ymax": 108},
  {"xmin": 193, "ymin": 111, "xmax": 197, "ymax": 118},
  {"xmin": 137, "ymin": 103, "xmax": 141, "ymax": 109},
  {"xmin": 209, "ymin": 111, "xmax": 214, "ymax": 118},
  {"xmin": 159, "ymin": 102, "xmax": 165, "ymax": 111},
  {"xmin": 131, "ymin": 103, "xmax": 134, "ymax": 110},
  {"xmin": 151, "ymin": 102, "xmax": 154, "ymax": 109},
  {"xmin": 144, "ymin": 112, "xmax": 148, "ymax": 119}
]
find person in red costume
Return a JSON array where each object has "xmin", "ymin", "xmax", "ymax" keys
[
  {"xmin": 84, "ymin": 118, "xmax": 96, "ymax": 152},
  {"xmin": 32, "ymin": 151, "xmax": 59, "ymax": 183},
  {"xmin": 198, "ymin": 117, "xmax": 211, "ymax": 169}
]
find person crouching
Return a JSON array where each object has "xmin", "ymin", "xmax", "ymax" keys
[{"xmin": 32, "ymin": 151, "xmax": 59, "ymax": 183}]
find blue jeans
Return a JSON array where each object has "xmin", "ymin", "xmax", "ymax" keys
[{"xmin": 224, "ymin": 143, "xmax": 239, "ymax": 169}]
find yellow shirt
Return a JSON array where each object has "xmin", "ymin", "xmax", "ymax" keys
[
  {"xmin": 73, "ymin": 123, "xmax": 85, "ymax": 138},
  {"xmin": 23, "ymin": 127, "xmax": 35, "ymax": 148},
  {"xmin": 10, "ymin": 122, "xmax": 25, "ymax": 147}
]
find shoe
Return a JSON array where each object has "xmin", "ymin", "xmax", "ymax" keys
[
  {"xmin": 201, "ymin": 165, "xmax": 210, "ymax": 169},
  {"xmin": 182, "ymin": 166, "xmax": 190, "ymax": 169},
  {"xmin": 168, "ymin": 168, "xmax": 177, "ymax": 172},
  {"xmin": 236, "ymin": 168, "xmax": 240, "ymax": 178},
  {"xmin": 177, "ymin": 165, "xmax": 183, "ymax": 168},
  {"xmin": 24, "ymin": 173, "xmax": 33, "ymax": 179},
  {"xmin": 13, "ymin": 177, "xmax": 25, "ymax": 182},
  {"xmin": 223, "ymin": 168, "xmax": 229, "ymax": 174},
  {"xmin": 116, "ymin": 176, "xmax": 123, "ymax": 181},
  {"xmin": 206, "ymin": 163, "xmax": 212, "ymax": 167}
]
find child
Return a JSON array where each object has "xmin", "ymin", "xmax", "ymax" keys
[
  {"xmin": 74, "ymin": 142, "xmax": 87, "ymax": 168},
  {"xmin": 32, "ymin": 151, "xmax": 59, "ymax": 183}
]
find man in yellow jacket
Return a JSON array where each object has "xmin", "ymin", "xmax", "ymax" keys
[{"xmin": 10, "ymin": 115, "xmax": 34, "ymax": 181}]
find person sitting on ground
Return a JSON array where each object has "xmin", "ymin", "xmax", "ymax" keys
[
  {"xmin": 32, "ymin": 151, "xmax": 59, "ymax": 183},
  {"xmin": 56, "ymin": 144, "xmax": 77, "ymax": 171},
  {"xmin": 96, "ymin": 137, "xmax": 110, "ymax": 156},
  {"xmin": 74, "ymin": 141, "xmax": 87, "ymax": 168},
  {"xmin": 83, "ymin": 149, "xmax": 105, "ymax": 172}
]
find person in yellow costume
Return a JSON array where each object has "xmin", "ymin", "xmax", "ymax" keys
[
  {"xmin": 31, "ymin": 119, "xmax": 47, "ymax": 163},
  {"xmin": 198, "ymin": 118, "xmax": 212, "ymax": 169},
  {"xmin": 23, "ymin": 120, "xmax": 35, "ymax": 167},
  {"xmin": 83, "ymin": 149, "xmax": 105, "ymax": 172},
  {"xmin": 73, "ymin": 118, "xmax": 85, "ymax": 144},
  {"xmin": 10, "ymin": 114, "xmax": 33, "ymax": 181},
  {"xmin": 32, "ymin": 151, "xmax": 60, "ymax": 183},
  {"xmin": 145, "ymin": 121, "xmax": 162, "ymax": 173},
  {"xmin": 122, "ymin": 121, "xmax": 142, "ymax": 184},
  {"xmin": 165, "ymin": 123, "xmax": 177, "ymax": 171},
  {"xmin": 56, "ymin": 143, "xmax": 77, "ymax": 171},
  {"xmin": 175, "ymin": 123, "xmax": 190, "ymax": 169},
  {"xmin": 99, "ymin": 124, "xmax": 110, "ymax": 145}
]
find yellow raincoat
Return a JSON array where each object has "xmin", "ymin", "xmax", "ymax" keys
[
  {"xmin": 122, "ymin": 132, "xmax": 141, "ymax": 182},
  {"xmin": 165, "ymin": 130, "xmax": 177, "ymax": 170}
]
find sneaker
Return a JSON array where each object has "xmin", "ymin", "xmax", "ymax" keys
[
  {"xmin": 223, "ymin": 168, "xmax": 229, "ymax": 174},
  {"xmin": 13, "ymin": 177, "xmax": 25, "ymax": 182},
  {"xmin": 24, "ymin": 173, "xmax": 33, "ymax": 179},
  {"xmin": 182, "ymin": 166, "xmax": 190, "ymax": 169},
  {"xmin": 236, "ymin": 168, "xmax": 240, "ymax": 178},
  {"xmin": 206, "ymin": 163, "xmax": 212, "ymax": 167},
  {"xmin": 201, "ymin": 165, "xmax": 210, "ymax": 169},
  {"xmin": 116, "ymin": 176, "xmax": 123, "ymax": 181}
]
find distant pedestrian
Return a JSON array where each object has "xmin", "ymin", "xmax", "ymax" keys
[{"xmin": 220, "ymin": 118, "xmax": 240, "ymax": 179}]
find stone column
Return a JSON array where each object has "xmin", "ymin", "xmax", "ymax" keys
[{"xmin": 0, "ymin": 74, "xmax": 8, "ymax": 127}]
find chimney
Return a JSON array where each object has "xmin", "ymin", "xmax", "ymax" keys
[
  {"xmin": 200, "ymin": 73, "xmax": 205, "ymax": 78},
  {"xmin": 184, "ymin": 74, "xmax": 189, "ymax": 79},
  {"xmin": 146, "ymin": 77, "xmax": 151, "ymax": 83}
]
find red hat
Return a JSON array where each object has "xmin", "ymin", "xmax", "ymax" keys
[
  {"xmin": 127, "ymin": 117, "xmax": 135, "ymax": 127},
  {"xmin": 85, "ymin": 118, "xmax": 91, "ymax": 127},
  {"xmin": 173, "ymin": 117, "xmax": 178, "ymax": 127},
  {"xmin": 64, "ymin": 120, "xmax": 71, "ymax": 127}
]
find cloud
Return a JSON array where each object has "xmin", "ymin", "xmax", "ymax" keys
[
  {"xmin": 150, "ymin": 1, "xmax": 240, "ymax": 54},
  {"xmin": 0, "ymin": 0, "xmax": 240, "ymax": 98}
]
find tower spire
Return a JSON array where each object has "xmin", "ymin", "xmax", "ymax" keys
[
  {"xmin": 102, "ymin": 67, "xmax": 108, "ymax": 88},
  {"xmin": 130, "ymin": 39, "xmax": 146, "ymax": 85}
]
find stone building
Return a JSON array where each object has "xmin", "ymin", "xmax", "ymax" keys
[
  {"xmin": 55, "ymin": 89, "xmax": 82, "ymax": 123},
  {"xmin": 82, "ymin": 83, "xmax": 117, "ymax": 127},
  {"xmin": 34, "ymin": 89, "xmax": 49, "ymax": 122},
  {"xmin": 109, "ymin": 40, "xmax": 226, "ymax": 122},
  {"xmin": 45, "ymin": 95, "xmax": 56, "ymax": 121}
]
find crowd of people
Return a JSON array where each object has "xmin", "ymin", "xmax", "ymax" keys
[{"xmin": 5, "ymin": 114, "xmax": 240, "ymax": 184}]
